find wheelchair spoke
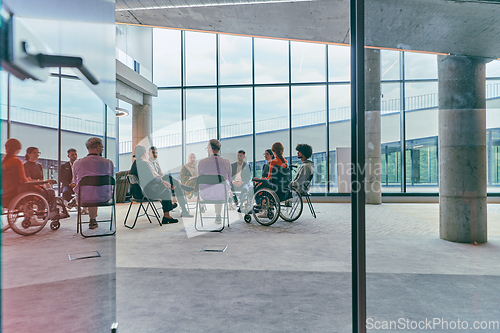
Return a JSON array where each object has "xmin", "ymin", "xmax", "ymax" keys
[
  {"xmin": 8, "ymin": 192, "xmax": 50, "ymax": 236},
  {"xmin": 279, "ymin": 187, "xmax": 303, "ymax": 222}
]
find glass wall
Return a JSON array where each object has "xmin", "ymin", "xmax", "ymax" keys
[
  {"xmin": 1, "ymin": 6, "xmax": 116, "ymax": 331},
  {"xmin": 118, "ymin": 26, "xmax": 500, "ymax": 195}
]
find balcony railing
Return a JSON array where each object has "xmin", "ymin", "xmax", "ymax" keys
[{"xmin": 2, "ymin": 82, "xmax": 499, "ymax": 154}]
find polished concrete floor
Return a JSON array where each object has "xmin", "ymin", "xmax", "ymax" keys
[{"xmin": 2, "ymin": 202, "xmax": 500, "ymax": 332}]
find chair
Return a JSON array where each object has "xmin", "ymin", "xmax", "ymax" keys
[
  {"xmin": 123, "ymin": 174, "xmax": 163, "ymax": 229},
  {"xmin": 300, "ymin": 173, "xmax": 317, "ymax": 218},
  {"xmin": 194, "ymin": 174, "xmax": 230, "ymax": 232},
  {"xmin": 76, "ymin": 175, "xmax": 116, "ymax": 238}
]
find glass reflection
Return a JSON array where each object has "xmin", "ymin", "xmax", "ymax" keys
[
  {"xmin": 153, "ymin": 28, "xmax": 181, "ymax": 87},
  {"xmin": 185, "ymin": 32, "xmax": 216, "ymax": 86},
  {"xmin": 220, "ymin": 35, "xmax": 252, "ymax": 85},
  {"xmin": 254, "ymin": 38, "xmax": 289, "ymax": 84},
  {"xmin": 291, "ymin": 41, "xmax": 326, "ymax": 83}
]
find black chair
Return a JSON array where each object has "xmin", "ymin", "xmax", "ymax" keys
[
  {"xmin": 76, "ymin": 175, "xmax": 116, "ymax": 238},
  {"xmin": 194, "ymin": 174, "xmax": 229, "ymax": 232},
  {"xmin": 123, "ymin": 174, "xmax": 163, "ymax": 229},
  {"xmin": 300, "ymin": 173, "xmax": 317, "ymax": 218}
]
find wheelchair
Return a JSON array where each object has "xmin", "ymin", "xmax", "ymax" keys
[
  {"xmin": 244, "ymin": 165, "xmax": 303, "ymax": 226},
  {"xmin": 2, "ymin": 166, "xmax": 69, "ymax": 236}
]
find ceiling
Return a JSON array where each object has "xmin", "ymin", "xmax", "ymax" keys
[{"xmin": 116, "ymin": 0, "xmax": 500, "ymax": 59}]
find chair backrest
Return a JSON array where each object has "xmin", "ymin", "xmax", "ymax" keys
[
  {"xmin": 79, "ymin": 175, "xmax": 115, "ymax": 186},
  {"xmin": 196, "ymin": 174, "xmax": 228, "ymax": 201},
  {"xmin": 269, "ymin": 165, "xmax": 291, "ymax": 201},
  {"xmin": 196, "ymin": 174, "xmax": 226, "ymax": 188},
  {"xmin": 77, "ymin": 175, "xmax": 115, "ymax": 204},
  {"xmin": 127, "ymin": 173, "xmax": 145, "ymax": 199}
]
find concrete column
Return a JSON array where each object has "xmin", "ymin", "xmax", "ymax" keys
[
  {"xmin": 365, "ymin": 48, "xmax": 382, "ymax": 204},
  {"xmin": 438, "ymin": 55, "xmax": 487, "ymax": 243},
  {"xmin": 132, "ymin": 94, "xmax": 152, "ymax": 151}
]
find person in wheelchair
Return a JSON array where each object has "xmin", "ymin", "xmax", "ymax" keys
[
  {"xmin": 2, "ymin": 139, "xmax": 69, "ymax": 234},
  {"xmin": 291, "ymin": 143, "xmax": 314, "ymax": 195},
  {"xmin": 23, "ymin": 146, "xmax": 57, "ymax": 205},
  {"xmin": 252, "ymin": 142, "xmax": 290, "ymax": 218}
]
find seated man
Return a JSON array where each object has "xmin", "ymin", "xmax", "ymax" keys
[
  {"xmin": 291, "ymin": 143, "xmax": 314, "ymax": 194},
  {"xmin": 230, "ymin": 150, "xmax": 252, "ymax": 207},
  {"xmin": 59, "ymin": 148, "xmax": 78, "ymax": 206},
  {"xmin": 148, "ymin": 146, "xmax": 193, "ymax": 217},
  {"xmin": 198, "ymin": 139, "xmax": 232, "ymax": 224},
  {"xmin": 73, "ymin": 137, "xmax": 114, "ymax": 230},
  {"xmin": 130, "ymin": 145, "xmax": 178, "ymax": 224}
]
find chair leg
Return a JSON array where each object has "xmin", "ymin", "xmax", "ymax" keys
[
  {"xmin": 305, "ymin": 196, "xmax": 316, "ymax": 218},
  {"xmin": 124, "ymin": 201, "xmax": 136, "ymax": 229}
]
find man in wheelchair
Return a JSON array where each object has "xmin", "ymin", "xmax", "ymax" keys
[{"xmin": 2, "ymin": 139, "xmax": 69, "ymax": 235}]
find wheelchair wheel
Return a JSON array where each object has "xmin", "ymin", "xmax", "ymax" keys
[
  {"xmin": 1, "ymin": 212, "xmax": 11, "ymax": 232},
  {"xmin": 50, "ymin": 221, "xmax": 60, "ymax": 230},
  {"xmin": 279, "ymin": 187, "xmax": 303, "ymax": 222},
  {"xmin": 252, "ymin": 188, "xmax": 280, "ymax": 226},
  {"xmin": 7, "ymin": 191, "xmax": 50, "ymax": 236}
]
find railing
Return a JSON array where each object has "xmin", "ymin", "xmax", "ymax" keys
[
  {"xmin": 4, "ymin": 83, "xmax": 500, "ymax": 154},
  {"xmin": 2, "ymin": 105, "xmax": 115, "ymax": 136}
]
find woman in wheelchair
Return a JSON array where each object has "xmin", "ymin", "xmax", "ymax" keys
[
  {"xmin": 253, "ymin": 142, "xmax": 289, "ymax": 193},
  {"xmin": 2, "ymin": 139, "xmax": 68, "ymax": 235},
  {"xmin": 251, "ymin": 142, "xmax": 290, "ymax": 221}
]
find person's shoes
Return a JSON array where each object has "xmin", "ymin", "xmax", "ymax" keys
[
  {"xmin": 200, "ymin": 205, "xmax": 207, "ymax": 213},
  {"xmin": 180, "ymin": 185, "xmax": 195, "ymax": 192},
  {"xmin": 237, "ymin": 207, "xmax": 241, "ymax": 213},
  {"xmin": 89, "ymin": 218, "xmax": 98, "ymax": 229},
  {"xmin": 162, "ymin": 217, "xmax": 179, "ymax": 224},
  {"xmin": 67, "ymin": 198, "xmax": 77, "ymax": 209},
  {"xmin": 257, "ymin": 210, "xmax": 268, "ymax": 219},
  {"xmin": 215, "ymin": 214, "xmax": 222, "ymax": 224},
  {"xmin": 181, "ymin": 210, "xmax": 193, "ymax": 218}
]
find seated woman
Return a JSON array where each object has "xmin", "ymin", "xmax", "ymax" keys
[
  {"xmin": 180, "ymin": 153, "xmax": 198, "ymax": 198},
  {"xmin": 23, "ymin": 146, "xmax": 57, "ymax": 203},
  {"xmin": 253, "ymin": 142, "xmax": 289, "ymax": 194},
  {"xmin": 2, "ymin": 139, "xmax": 57, "ymax": 210},
  {"xmin": 130, "ymin": 145, "xmax": 178, "ymax": 224}
]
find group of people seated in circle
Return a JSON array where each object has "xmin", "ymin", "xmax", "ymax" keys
[
  {"xmin": 129, "ymin": 139, "xmax": 314, "ymax": 225},
  {"xmin": 2, "ymin": 137, "xmax": 115, "ymax": 230}
]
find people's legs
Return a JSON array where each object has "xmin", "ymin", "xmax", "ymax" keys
[
  {"xmin": 62, "ymin": 186, "xmax": 74, "ymax": 202},
  {"xmin": 88, "ymin": 207, "xmax": 98, "ymax": 219},
  {"xmin": 158, "ymin": 188, "xmax": 178, "ymax": 223},
  {"xmin": 214, "ymin": 204, "xmax": 222, "ymax": 215},
  {"xmin": 164, "ymin": 175, "xmax": 190, "ymax": 214}
]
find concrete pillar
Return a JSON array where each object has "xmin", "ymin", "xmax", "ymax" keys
[
  {"xmin": 132, "ymin": 94, "xmax": 152, "ymax": 151},
  {"xmin": 438, "ymin": 55, "xmax": 487, "ymax": 243},
  {"xmin": 365, "ymin": 48, "xmax": 382, "ymax": 204}
]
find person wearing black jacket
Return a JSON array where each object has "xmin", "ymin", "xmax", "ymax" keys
[
  {"xmin": 60, "ymin": 148, "xmax": 78, "ymax": 203},
  {"xmin": 130, "ymin": 145, "xmax": 178, "ymax": 224},
  {"xmin": 231, "ymin": 150, "xmax": 252, "ymax": 206}
]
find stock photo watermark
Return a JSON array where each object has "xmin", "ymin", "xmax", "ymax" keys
[{"xmin": 366, "ymin": 318, "xmax": 500, "ymax": 331}]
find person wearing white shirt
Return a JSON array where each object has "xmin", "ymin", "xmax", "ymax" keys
[{"xmin": 148, "ymin": 146, "xmax": 193, "ymax": 217}]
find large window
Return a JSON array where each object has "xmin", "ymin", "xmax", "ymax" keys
[{"xmin": 125, "ymin": 27, "xmax": 500, "ymax": 195}]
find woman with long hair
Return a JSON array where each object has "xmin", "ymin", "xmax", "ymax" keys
[{"xmin": 253, "ymin": 142, "xmax": 289, "ymax": 191}]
